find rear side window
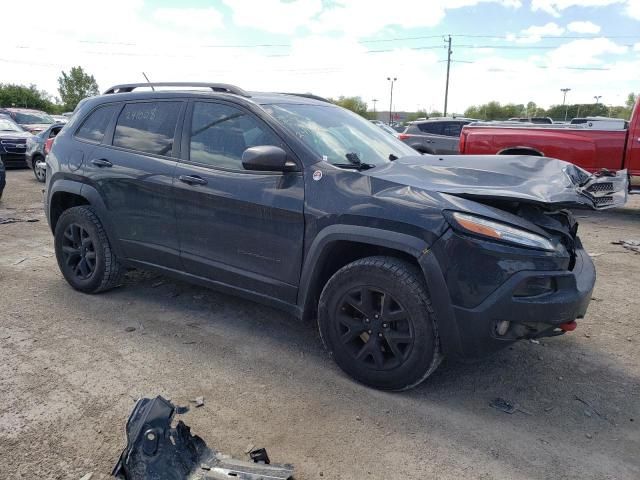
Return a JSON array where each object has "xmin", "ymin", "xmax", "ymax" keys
[
  {"xmin": 442, "ymin": 122, "xmax": 465, "ymax": 137},
  {"xmin": 76, "ymin": 105, "xmax": 118, "ymax": 143},
  {"xmin": 113, "ymin": 102, "xmax": 182, "ymax": 156},
  {"xmin": 418, "ymin": 123, "xmax": 442, "ymax": 135}
]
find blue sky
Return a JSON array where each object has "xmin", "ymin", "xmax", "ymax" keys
[{"xmin": 3, "ymin": 0, "xmax": 639, "ymax": 113}]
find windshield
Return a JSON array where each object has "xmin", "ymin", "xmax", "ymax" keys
[
  {"xmin": 0, "ymin": 118, "xmax": 23, "ymax": 132},
  {"xmin": 263, "ymin": 103, "xmax": 416, "ymax": 167},
  {"xmin": 14, "ymin": 111, "xmax": 55, "ymax": 125}
]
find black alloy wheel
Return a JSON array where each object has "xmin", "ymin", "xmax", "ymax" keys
[
  {"xmin": 61, "ymin": 223, "xmax": 97, "ymax": 280},
  {"xmin": 335, "ymin": 286, "xmax": 414, "ymax": 371}
]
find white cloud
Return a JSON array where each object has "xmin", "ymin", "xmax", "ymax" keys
[
  {"xmin": 566, "ymin": 20, "xmax": 601, "ymax": 33},
  {"xmin": 309, "ymin": 0, "xmax": 521, "ymax": 37},
  {"xmin": 221, "ymin": 0, "xmax": 323, "ymax": 34},
  {"xmin": 531, "ymin": 0, "xmax": 624, "ymax": 17},
  {"xmin": 546, "ymin": 38, "xmax": 628, "ymax": 67},
  {"xmin": 152, "ymin": 8, "xmax": 224, "ymax": 32},
  {"xmin": 510, "ymin": 22, "xmax": 564, "ymax": 43},
  {"xmin": 627, "ymin": 0, "xmax": 640, "ymax": 19}
]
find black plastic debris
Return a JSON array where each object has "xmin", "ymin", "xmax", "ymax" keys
[
  {"xmin": 249, "ymin": 447, "xmax": 270, "ymax": 465},
  {"xmin": 113, "ymin": 396, "xmax": 294, "ymax": 479}
]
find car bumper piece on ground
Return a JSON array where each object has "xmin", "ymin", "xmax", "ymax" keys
[{"xmin": 113, "ymin": 395, "xmax": 294, "ymax": 480}]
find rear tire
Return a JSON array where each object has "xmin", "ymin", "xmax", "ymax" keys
[
  {"xmin": 318, "ymin": 256, "xmax": 441, "ymax": 391},
  {"xmin": 54, "ymin": 206, "xmax": 123, "ymax": 293}
]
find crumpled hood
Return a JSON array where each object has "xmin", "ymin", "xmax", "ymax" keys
[{"xmin": 365, "ymin": 154, "xmax": 628, "ymax": 210}]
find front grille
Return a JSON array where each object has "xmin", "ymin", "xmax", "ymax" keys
[
  {"xmin": 593, "ymin": 196, "xmax": 614, "ymax": 206},
  {"xmin": 586, "ymin": 182, "xmax": 613, "ymax": 193}
]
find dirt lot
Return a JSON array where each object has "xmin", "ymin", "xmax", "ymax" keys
[{"xmin": 1, "ymin": 168, "xmax": 639, "ymax": 480}]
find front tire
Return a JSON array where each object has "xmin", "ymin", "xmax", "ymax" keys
[
  {"xmin": 318, "ymin": 256, "xmax": 441, "ymax": 391},
  {"xmin": 54, "ymin": 206, "xmax": 123, "ymax": 293},
  {"xmin": 32, "ymin": 155, "xmax": 46, "ymax": 183}
]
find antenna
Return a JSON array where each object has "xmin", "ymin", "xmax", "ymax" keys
[{"xmin": 142, "ymin": 72, "xmax": 155, "ymax": 91}]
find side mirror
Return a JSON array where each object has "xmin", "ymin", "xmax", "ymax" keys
[{"xmin": 242, "ymin": 145, "xmax": 298, "ymax": 172}]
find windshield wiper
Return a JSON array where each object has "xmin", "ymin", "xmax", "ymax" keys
[{"xmin": 333, "ymin": 152, "xmax": 376, "ymax": 170}]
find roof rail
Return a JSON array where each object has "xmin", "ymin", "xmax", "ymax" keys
[
  {"xmin": 280, "ymin": 92, "xmax": 332, "ymax": 103},
  {"xmin": 103, "ymin": 82, "xmax": 250, "ymax": 97}
]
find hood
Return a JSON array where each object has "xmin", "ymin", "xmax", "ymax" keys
[
  {"xmin": 365, "ymin": 154, "xmax": 628, "ymax": 210},
  {"xmin": 0, "ymin": 130, "xmax": 32, "ymax": 140},
  {"xmin": 21, "ymin": 123, "xmax": 51, "ymax": 134}
]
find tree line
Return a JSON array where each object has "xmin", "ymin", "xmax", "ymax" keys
[
  {"xmin": 0, "ymin": 66, "xmax": 98, "ymax": 114},
  {"xmin": 2, "ymin": 70, "xmax": 637, "ymax": 123},
  {"xmin": 331, "ymin": 94, "xmax": 637, "ymax": 123}
]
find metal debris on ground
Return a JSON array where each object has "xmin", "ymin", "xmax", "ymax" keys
[
  {"xmin": 191, "ymin": 396, "xmax": 205, "ymax": 407},
  {"xmin": 611, "ymin": 239, "xmax": 640, "ymax": 254},
  {"xmin": 0, "ymin": 217, "xmax": 39, "ymax": 225},
  {"xmin": 490, "ymin": 397, "xmax": 533, "ymax": 415},
  {"xmin": 79, "ymin": 474, "xmax": 93, "ymax": 480},
  {"xmin": 12, "ymin": 257, "xmax": 28, "ymax": 265},
  {"xmin": 124, "ymin": 327, "xmax": 136, "ymax": 332},
  {"xmin": 112, "ymin": 396, "xmax": 294, "ymax": 480}
]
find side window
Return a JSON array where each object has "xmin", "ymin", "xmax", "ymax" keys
[
  {"xmin": 418, "ymin": 123, "xmax": 442, "ymax": 135},
  {"xmin": 76, "ymin": 104, "xmax": 118, "ymax": 143},
  {"xmin": 189, "ymin": 102, "xmax": 281, "ymax": 169},
  {"xmin": 442, "ymin": 122, "xmax": 463, "ymax": 137},
  {"xmin": 113, "ymin": 102, "xmax": 182, "ymax": 156}
]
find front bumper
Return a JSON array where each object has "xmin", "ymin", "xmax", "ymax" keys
[
  {"xmin": 0, "ymin": 153, "xmax": 28, "ymax": 167},
  {"xmin": 421, "ymin": 231, "xmax": 595, "ymax": 360}
]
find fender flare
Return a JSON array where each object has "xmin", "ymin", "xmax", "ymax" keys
[
  {"xmin": 297, "ymin": 224, "xmax": 429, "ymax": 313},
  {"xmin": 48, "ymin": 179, "xmax": 124, "ymax": 258}
]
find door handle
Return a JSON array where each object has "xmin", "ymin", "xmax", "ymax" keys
[
  {"xmin": 91, "ymin": 158, "xmax": 113, "ymax": 168},
  {"xmin": 178, "ymin": 174, "xmax": 208, "ymax": 186}
]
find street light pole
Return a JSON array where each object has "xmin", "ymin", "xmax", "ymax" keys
[
  {"xmin": 561, "ymin": 88, "xmax": 571, "ymax": 121},
  {"xmin": 594, "ymin": 95, "xmax": 602, "ymax": 104},
  {"xmin": 387, "ymin": 77, "xmax": 397, "ymax": 125},
  {"xmin": 372, "ymin": 98, "xmax": 378, "ymax": 117},
  {"xmin": 444, "ymin": 35, "xmax": 452, "ymax": 116}
]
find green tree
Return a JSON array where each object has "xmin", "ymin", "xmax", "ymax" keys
[
  {"xmin": 0, "ymin": 83, "xmax": 57, "ymax": 111},
  {"xmin": 330, "ymin": 96, "xmax": 370, "ymax": 118},
  {"xmin": 57, "ymin": 66, "xmax": 99, "ymax": 110}
]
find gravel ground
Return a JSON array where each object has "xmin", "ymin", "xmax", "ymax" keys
[{"xmin": 1, "ymin": 168, "xmax": 639, "ymax": 480}]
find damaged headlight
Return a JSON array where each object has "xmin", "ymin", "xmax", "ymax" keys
[{"xmin": 447, "ymin": 211, "xmax": 555, "ymax": 251}]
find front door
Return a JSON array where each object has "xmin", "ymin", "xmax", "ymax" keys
[{"xmin": 173, "ymin": 100, "xmax": 305, "ymax": 303}]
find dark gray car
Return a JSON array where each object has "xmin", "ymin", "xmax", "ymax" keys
[
  {"xmin": 25, "ymin": 123, "xmax": 65, "ymax": 182},
  {"xmin": 44, "ymin": 82, "xmax": 626, "ymax": 390},
  {"xmin": 399, "ymin": 118, "xmax": 474, "ymax": 154}
]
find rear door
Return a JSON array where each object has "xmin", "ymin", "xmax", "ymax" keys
[
  {"xmin": 173, "ymin": 100, "xmax": 305, "ymax": 303},
  {"xmin": 84, "ymin": 100, "xmax": 185, "ymax": 268}
]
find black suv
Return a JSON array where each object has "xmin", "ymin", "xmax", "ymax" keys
[{"xmin": 45, "ymin": 82, "xmax": 626, "ymax": 390}]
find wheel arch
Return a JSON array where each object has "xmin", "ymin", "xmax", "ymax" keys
[
  {"xmin": 497, "ymin": 146, "xmax": 544, "ymax": 156},
  {"xmin": 48, "ymin": 181, "xmax": 123, "ymax": 257},
  {"xmin": 297, "ymin": 226, "xmax": 429, "ymax": 322}
]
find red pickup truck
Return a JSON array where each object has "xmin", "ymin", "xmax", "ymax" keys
[{"xmin": 460, "ymin": 98, "xmax": 640, "ymax": 193}]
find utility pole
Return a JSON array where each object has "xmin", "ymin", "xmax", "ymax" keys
[
  {"xmin": 443, "ymin": 35, "xmax": 452, "ymax": 116},
  {"xmin": 561, "ymin": 87, "xmax": 571, "ymax": 121},
  {"xmin": 387, "ymin": 77, "xmax": 397, "ymax": 125},
  {"xmin": 594, "ymin": 95, "xmax": 602, "ymax": 104}
]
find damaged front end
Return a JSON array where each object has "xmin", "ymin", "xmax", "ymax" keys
[
  {"xmin": 564, "ymin": 164, "xmax": 628, "ymax": 210},
  {"xmin": 113, "ymin": 396, "xmax": 294, "ymax": 480}
]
